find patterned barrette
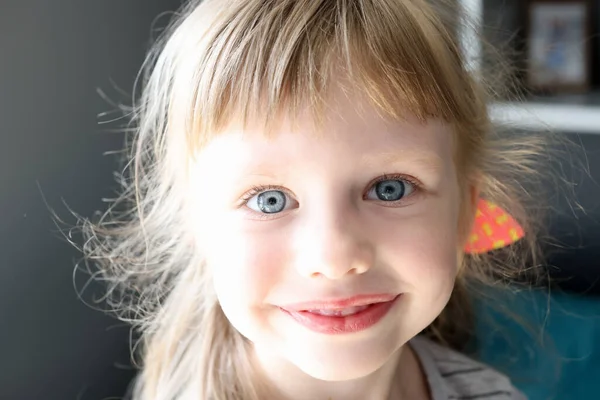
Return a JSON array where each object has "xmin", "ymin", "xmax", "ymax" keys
[{"xmin": 464, "ymin": 199, "xmax": 524, "ymax": 254}]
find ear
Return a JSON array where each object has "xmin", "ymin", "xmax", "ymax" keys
[
  {"xmin": 457, "ymin": 182, "xmax": 480, "ymax": 246},
  {"xmin": 468, "ymin": 184, "xmax": 479, "ymax": 219},
  {"xmin": 456, "ymin": 183, "xmax": 480, "ymax": 268}
]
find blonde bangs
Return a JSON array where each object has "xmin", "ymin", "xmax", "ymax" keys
[{"xmin": 173, "ymin": 0, "xmax": 488, "ymax": 150}]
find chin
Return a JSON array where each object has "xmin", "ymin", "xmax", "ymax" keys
[
  {"xmin": 298, "ymin": 362, "xmax": 382, "ymax": 382},
  {"xmin": 285, "ymin": 334, "xmax": 402, "ymax": 381}
]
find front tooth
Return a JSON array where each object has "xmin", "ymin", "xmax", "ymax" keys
[
  {"xmin": 307, "ymin": 309, "xmax": 338, "ymax": 316},
  {"xmin": 341, "ymin": 307, "xmax": 359, "ymax": 316},
  {"xmin": 307, "ymin": 305, "xmax": 369, "ymax": 316},
  {"xmin": 341, "ymin": 305, "xmax": 369, "ymax": 316}
]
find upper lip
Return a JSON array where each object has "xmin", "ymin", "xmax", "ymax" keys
[{"xmin": 279, "ymin": 293, "xmax": 399, "ymax": 311}]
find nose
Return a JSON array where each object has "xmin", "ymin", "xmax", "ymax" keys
[{"xmin": 292, "ymin": 207, "xmax": 375, "ymax": 280}]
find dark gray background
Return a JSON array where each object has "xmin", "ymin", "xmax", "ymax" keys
[
  {"xmin": 1, "ymin": 1, "xmax": 599, "ymax": 400},
  {"xmin": 0, "ymin": 1, "xmax": 180, "ymax": 399}
]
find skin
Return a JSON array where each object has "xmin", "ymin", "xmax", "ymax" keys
[{"xmin": 186, "ymin": 86, "xmax": 473, "ymax": 400}]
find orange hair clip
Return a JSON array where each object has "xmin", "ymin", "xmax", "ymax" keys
[{"xmin": 464, "ymin": 199, "xmax": 524, "ymax": 254}]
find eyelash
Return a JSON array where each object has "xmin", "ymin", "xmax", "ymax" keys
[
  {"xmin": 367, "ymin": 173, "xmax": 422, "ymax": 199},
  {"xmin": 238, "ymin": 173, "xmax": 423, "ymax": 210},
  {"xmin": 239, "ymin": 184, "xmax": 287, "ymax": 206}
]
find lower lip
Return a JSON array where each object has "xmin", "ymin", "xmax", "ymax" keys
[{"xmin": 280, "ymin": 296, "xmax": 400, "ymax": 334}]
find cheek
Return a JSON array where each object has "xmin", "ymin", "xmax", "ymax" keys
[
  {"xmin": 372, "ymin": 211, "xmax": 459, "ymax": 333},
  {"xmin": 383, "ymin": 226, "xmax": 457, "ymax": 285},
  {"xmin": 196, "ymin": 218, "xmax": 289, "ymax": 340},
  {"xmin": 200, "ymin": 219, "xmax": 288, "ymax": 308},
  {"xmin": 374, "ymin": 201, "xmax": 460, "ymax": 294}
]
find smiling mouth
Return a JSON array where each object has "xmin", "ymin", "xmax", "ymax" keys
[{"xmin": 279, "ymin": 294, "xmax": 401, "ymax": 334}]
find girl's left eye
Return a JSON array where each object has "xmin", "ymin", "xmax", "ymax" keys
[{"xmin": 365, "ymin": 178, "xmax": 415, "ymax": 202}]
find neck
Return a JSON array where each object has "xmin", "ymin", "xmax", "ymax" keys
[{"xmin": 251, "ymin": 342, "xmax": 427, "ymax": 400}]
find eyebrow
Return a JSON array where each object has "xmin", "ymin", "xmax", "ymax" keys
[
  {"xmin": 359, "ymin": 150, "xmax": 445, "ymax": 173},
  {"xmin": 233, "ymin": 170, "xmax": 286, "ymax": 188}
]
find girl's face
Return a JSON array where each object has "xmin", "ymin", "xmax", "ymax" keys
[{"xmin": 187, "ymin": 89, "xmax": 465, "ymax": 382}]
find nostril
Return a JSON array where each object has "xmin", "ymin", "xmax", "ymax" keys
[{"xmin": 350, "ymin": 260, "xmax": 370, "ymax": 275}]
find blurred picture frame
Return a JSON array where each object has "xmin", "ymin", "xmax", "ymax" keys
[{"xmin": 526, "ymin": 0, "xmax": 591, "ymax": 93}]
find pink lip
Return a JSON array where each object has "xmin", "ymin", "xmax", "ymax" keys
[{"xmin": 279, "ymin": 294, "xmax": 401, "ymax": 334}]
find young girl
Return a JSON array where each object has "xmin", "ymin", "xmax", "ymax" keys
[{"xmin": 82, "ymin": 0, "xmax": 552, "ymax": 398}]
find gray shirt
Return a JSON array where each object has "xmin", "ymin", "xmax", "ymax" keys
[{"xmin": 411, "ymin": 336, "xmax": 527, "ymax": 400}]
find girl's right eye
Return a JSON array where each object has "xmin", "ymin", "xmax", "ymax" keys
[{"xmin": 246, "ymin": 189, "xmax": 294, "ymax": 214}]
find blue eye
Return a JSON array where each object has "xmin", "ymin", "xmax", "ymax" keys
[
  {"xmin": 247, "ymin": 190, "xmax": 288, "ymax": 213},
  {"xmin": 366, "ymin": 179, "xmax": 414, "ymax": 202}
]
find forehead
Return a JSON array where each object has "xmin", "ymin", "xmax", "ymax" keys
[{"xmin": 190, "ymin": 87, "xmax": 454, "ymax": 172}]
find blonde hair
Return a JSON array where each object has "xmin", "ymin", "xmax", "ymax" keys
[{"xmin": 79, "ymin": 0, "xmax": 562, "ymax": 398}]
